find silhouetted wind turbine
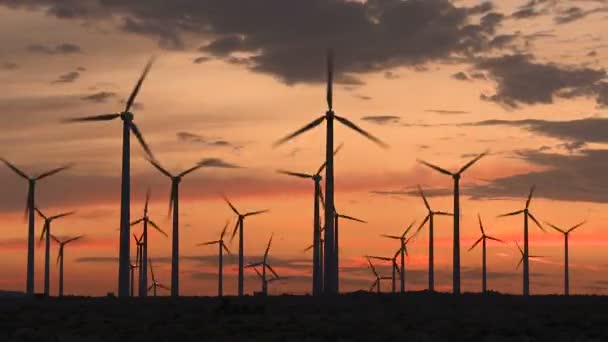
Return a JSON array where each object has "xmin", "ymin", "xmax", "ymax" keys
[
  {"xmin": 545, "ymin": 220, "xmax": 586, "ymax": 296},
  {"xmin": 366, "ymin": 258, "xmax": 392, "ymax": 293},
  {"xmin": 51, "ymin": 234, "xmax": 83, "ymax": 297},
  {"xmin": 381, "ymin": 220, "xmax": 416, "ymax": 293},
  {"xmin": 515, "ymin": 242, "xmax": 545, "ymax": 290},
  {"xmin": 148, "ymin": 258, "xmax": 169, "ymax": 296},
  {"xmin": 334, "ymin": 206, "xmax": 366, "ymax": 289},
  {"xmin": 63, "ymin": 58, "xmax": 155, "ymax": 297},
  {"xmin": 148, "ymin": 158, "xmax": 213, "ymax": 297},
  {"xmin": 367, "ymin": 255, "xmax": 400, "ymax": 293},
  {"xmin": 133, "ymin": 233, "xmax": 144, "ymax": 296},
  {"xmin": 1, "ymin": 158, "xmax": 70, "ymax": 295},
  {"xmin": 274, "ymin": 49, "xmax": 387, "ymax": 294},
  {"xmin": 246, "ymin": 234, "xmax": 276, "ymax": 296},
  {"xmin": 417, "ymin": 152, "xmax": 486, "ymax": 294},
  {"xmin": 304, "ymin": 235, "xmax": 325, "ymax": 292},
  {"xmin": 129, "ymin": 261, "xmax": 138, "ymax": 297},
  {"xmin": 131, "ymin": 190, "xmax": 166, "ymax": 297},
  {"xmin": 414, "ymin": 185, "xmax": 452, "ymax": 292},
  {"xmin": 277, "ymin": 143, "xmax": 342, "ymax": 296},
  {"xmin": 35, "ymin": 207, "xmax": 74, "ymax": 297},
  {"xmin": 498, "ymin": 186, "xmax": 544, "ymax": 296},
  {"xmin": 224, "ymin": 196, "xmax": 269, "ymax": 296},
  {"xmin": 468, "ymin": 214, "xmax": 503, "ymax": 293},
  {"xmin": 197, "ymin": 222, "xmax": 231, "ymax": 297},
  {"xmin": 250, "ymin": 265, "xmax": 283, "ymax": 296}
]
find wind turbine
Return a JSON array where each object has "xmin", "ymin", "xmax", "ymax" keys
[
  {"xmin": 35, "ymin": 207, "xmax": 75, "ymax": 297},
  {"xmin": 367, "ymin": 254, "xmax": 400, "ymax": 293},
  {"xmin": 414, "ymin": 185, "xmax": 452, "ymax": 292},
  {"xmin": 366, "ymin": 258, "xmax": 392, "ymax": 293},
  {"xmin": 245, "ymin": 234, "xmax": 276, "ymax": 296},
  {"xmin": 304, "ymin": 235, "xmax": 325, "ymax": 293},
  {"xmin": 1, "ymin": 158, "xmax": 70, "ymax": 295},
  {"xmin": 380, "ymin": 220, "xmax": 416, "ymax": 293},
  {"xmin": 277, "ymin": 143, "xmax": 343, "ymax": 296},
  {"xmin": 468, "ymin": 214, "xmax": 503, "ymax": 293},
  {"xmin": 147, "ymin": 158, "xmax": 212, "ymax": 297},
  {"xmin": 197, "ymin": 222, "xmax": 231, "ymax": 297},
  {"xmin": 131, "ymin": 190, "xmax": 167, "ymax": 297},
  {"xmin": 148, "ymin": 257, "xmax": 169, "ymax": 297},
  {"xmin": 515, "ymin": 241, "xmax": 545, "ymax": 293},
  {"xmin": 334, "ymin": 206, "xmax": 366, "ymax": 289},
  {"xmin": 51, "ymin": 234, "xmax": 83, "ymax": 297},
  {"xmin": 250, "ymin": 266, "xmax": 284, "ymax": 296},
  {"xmin": 417, "ymin": 152, "xmax": 487, "ymax": 294},
  {"xmin": 224, "ymin": 196, "xmax": 269, "ymax": 297},
  {"xmin": 498, "ymin": 186, "xmax": 544, "ymax": 296},
  {"xmin": 544, "ymin": 220, "xmax": 586, "ymax": 296},
  {"xmin": 129, "ymin": 261, "xmax": 138, "ymax": 297},
  {"xmin": 273, "ymin": 49, "xmax": 387, "ymax": 294},
  {"xmin": 63, "ymin": 58, "xmax": 155, "ymax": 297}
]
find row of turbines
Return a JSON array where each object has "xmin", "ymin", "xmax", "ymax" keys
[{"xmin": 3, "ymin": 49, "xmax": 585, "ymax": 298}]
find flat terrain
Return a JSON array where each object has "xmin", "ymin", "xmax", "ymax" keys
[{"xmin": 1, "ymin": 292, "xmax": 607, "ymax": 341}]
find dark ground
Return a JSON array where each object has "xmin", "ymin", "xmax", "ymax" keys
[{"xmin": 1, "ymin": 291, "xmax": 607, "ymax": 341}]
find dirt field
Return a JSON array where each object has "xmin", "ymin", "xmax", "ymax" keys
[{"xmin": 2, "ymin": 291, "xmax": 607, "ymax": 341}]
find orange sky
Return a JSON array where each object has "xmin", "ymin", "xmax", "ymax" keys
[{"xmin": 0, "ymin": 0, "xmax": 608, "ymax": 296}]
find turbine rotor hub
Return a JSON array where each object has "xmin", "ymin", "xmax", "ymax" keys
[{"xmin": 121, "ymin": 112, "xmax": 134, "ymax": 121}]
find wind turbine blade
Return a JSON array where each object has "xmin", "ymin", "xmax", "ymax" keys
[
  {"xmin": 415, "ymin": 215, "xmax": 430, "ymax": 235},
  {"xmin": 544, "ymin": 221, "xmax": 565, "ymax": 234},
  {"xmin": 367, "ymin": 258, "xmax": 378, "ymax": 277},
  {"xmin": 339, "ymin": 214, "xmax": 366, "ymax": 223},
  {"xmin": 368, "ymin": 256, "xmax": 391, "ymax": 262},
  {"xmin": 381, "ymin": 234, "xmax": 401, "ymax": 240},
  {"xmin": 147, "ymin": 158, "xmax": 172, "ymax": 178},
  {"xmin": 402, "ymin": 220, "xmax": 416, "ymax": 238},
  {"xmin": 334, "ymin": 115, "xmax": 388, "ymax": 148},
  {"xmin": 267, "ymin": 264, "xmax": 279, "ymax": 279},
  {"xmin": 369, "ymin": 281, "xmax": 377, "ymax": 292},
  {"xmin": 36, "ymin": 165, "xmax": 71, "ymax": 180},
  {"xmin": 130, "ymin": 122, "xmax": 154, "ymax": 160},
  {"xmin": 273, "ymin": 116, "xmax": 326, "ymax": 147},
  {"xmin": 468, "ymin": 237, "xmax": 483, "ymax": 251},
  {"xmin": 303, "ymin": 244, "xmax": 314, "ymax": 252},
  {"xmin": 220, "ymin": 221, "xmax": 229, "ymax": 240},
  {"xmin": 39, "ymin": 222, "xmax": 48, "ymax": 243},
  {"xmin": 478, "ymin": 214, "xmax": 485, "ymax": 235},
  {"xmin": 125, "ymin": 57, "xmax": 155, "ymax": 113},
  {"xmin": 417, "ymin": 159, "xmax": 452, "ymax": 176},
  {"xmin": 244, "ymin": 209, "xmax": 269, "ymax": 217},
  {"xmin": 56, "ymin": 249, "xmax": 62, "ymax": 265},
  {"xmin": 62, "ymin": 113, "xmax": 120, "ymax": 123},
  {"xmin": 516, "ymin": 257, "xmax": 523, "ymax": 269},
  {"xmin": 515, "ymin": 241, "xmax": 524, "ymax": 255},
  {"xmin": 158, "ymin": 284, "xmax": 170, "ymax": 291},
  {"xmin": 23, "ymin": 192, "xmax": 31, "ymax": 220},
  {"xmin": 230, "ymin": 220, "xmax": 239, "ymax": 242},
  {"xmin": 130, "ymin": 218, "xmax": 144, "ymax": 226},
  {"xmin": 264, "ymin": 234, "xmax": 274, "ymax": 259},
  {"xmin": 50, "ymin": 211, "xmax": 75, "ymax": 221},
  {"xmin": 486, "ymin": 236, "xmax": 504, "ymax": 243},
  {"xmin": 525, "ymin": 185, "xmax": 535, "ymax": 209},
  {"xmin": 222, "ymin": 244, "xmax": 231, "ymax": 255},
  {"xmin": 34, "ymin": 207, "xmax": 46, "ymax": 220},
  {"xmin": 497, "ymin": 210, "xmax": 524, "ymax": 218},
  {"xmin": 144, "ymin": 188, "xmax": 150, "ymax": 213},
  {"xmin": 149, "ymin": 258, "xmax": 155, "ymax": 282},
  {"xmin": 178, "ymin": 163, "xmax": 204, "ymax": 178},
  {"xmin": 417, "ymin": 185, "xmax": 431, "ymax": 211},
  {"xmin": 457, "ymin": 151, "xmax": 488, "ymax": 174},
  {"xmin": 568, "ymin": 220, "xmax": 586, "ymax": 233},
  {"xmin": 223, "ymin": 196, "xmax": 240, "ymax": 216},
  {"xmin": 277, "ymin": 170, "xmax": 313, "ymax": 179},
  {"xmin": 327, "ymin": 48, "xmax": 333, "ymax": 110},
  {"xmin": 64, "ymin": 235, "xmax": 83, "ymax": 244},
  {"xmin": 318, "ymin": 185, "xmax": 325, "ymax": 209},
  {"xmin": 528, "ymin": 212, "xmax": 545, "ymax": 232},
  {"xmin": 434, "ymin": 211, "xmax": 453, "ymax": 216},
  {"xmin": 253, "ymin": 266, "xmax": 262, "ymax": 278},
  {"xmin": 168, "ymin": 185, "xmax": 175, "ymax": 217},
  {"xmin": 316, "ymin": 142, "xmax": 344, "ymax": 175},
  {"xmin": 197, "ymin": 240, "xmax": 219, "ymax": 246},
  {"xmin": 50, "ymin": 234, "xmax": 60, "ymax": 244},
  {"xmin": 0, "ymin": 159, "xmax": 29, "ymax": 179}
]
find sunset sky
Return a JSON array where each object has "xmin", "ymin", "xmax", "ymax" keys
[{"xmin": 1, "ymin": 0, "xmax": 608, "ymax": 296}]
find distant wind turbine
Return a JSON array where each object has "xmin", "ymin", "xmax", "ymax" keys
[
  {"xmin": 417, "ymin": 152, "xmax": 487, "ymax": 294},
  {"xmin": 468, "ymin": 214, "xmax": 503, "ymax": 293},
  {"xmin": 366, "ymin": 258, "xmax": 392, "ymax": 293},
  {"xmin": 1, "ymin": 158, "xmax": 71, "ymax": 295},
  {"xmin": 381, "ymin": 220, "xmax": 416, "ymax": 293},
  {"xmin": 245, "ymin": 234, "xmax": 276, "ymax": 296},
  {"xmin": 414, "ymin": 185, "xmax": 452, "ymax": 292},
  {"xmin": 133, "ymin": 233, "xmax": 144, "ymax": 296},
  {"xmin": 197, "ymin": 222, "xmax": 231, "ymax": 297},
  {"xmin": 498, "ymin": 186, "xmax": 544, "ymax": 296},
  {"xmin": 224, "ymin": 196, "xmax": 269, "ymax": 296},
  {"xmin": 129, "ymin": 261, "xmax": 138, "ymax": 297},
  {"xmin": 35, "ymin": 207, "xmax": 75, "ymax": 297},
  {"xmin": 51, "ymin": 234, "xmax": 83, "ymax": 297},
  {"xmin": 367, "ymin": 254, "xmax": 401, "ymax": 293},
  {"xmin": 545, "ymin": 220, "xmax": 586, "ymax": 296},
  {"xmin": 63, "ymin": 58, "xmax": 156, "ymax": 297},
  {"xmin": 274, "ymin": 49, "xmax": 387, "ymax": 294},
  {"xmin": 334, "ymin": 206, "xmax": 366, "ymax": 289},
  {"xmin": 131, "ymin": 189, "xmax": 167, "ymax": 297},
  {"xmin": 515, "ymin": 241, "xmax": 545, "ymax": 289},
  {"xmin": 148, "ymin": 257, "xmax": 169, "ymax": 296},
  {"xmin": 277, "ymin": 143, "xmax": 343, "ymax": 296}
]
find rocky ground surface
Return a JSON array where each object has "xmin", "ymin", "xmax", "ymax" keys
[{"xmin": 1, "ymin": 292, "xmax": 607, "ymax": 341}]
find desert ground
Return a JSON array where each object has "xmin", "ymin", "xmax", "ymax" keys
[{"xmin": 2, "ymin": 291, "xmax": 607, "ymax": 341}]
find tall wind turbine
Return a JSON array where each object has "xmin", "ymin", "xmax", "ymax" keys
[
  {"xmin": 51, "ymin": 234, "xmax": 83, "ymax": 297},
  {"xmin": 366, "ymin": 258, "xmax": 392, "ymax": 293},
  {"xmin": 417, "ymin": 152, "xmax": 487, "ymax": 294},
  {"xmin": 131, "ymin": 190, "xmax": 166, "ymax": 297},
  {"xmin": 381, "ymin": 220, "xmax": 416, "ymax": 293},
  {"xmin": 273, "ymin": 50, "xmax": 387, "ymax": 294},
  {"xmin": 277, "ymin": 143, "xmax": 343, "ymax": 296},
  {"xmin": 147, "ymin": 158, "xmax": 210, "ymax": 297},
  {"xmin": 245, "ymin": 234, "xmax": 276, "ymax": 296},
  {"xmin": 1, "ymin": 159, "xmax": 70, "ymax": 295},
  {"xmin": 545, "ymin": 220, "xmax": 586, "ymax": 296},
  {"xmin": 498, "ymin": 186, "xmax": 544, "ymax": 296},
  {"xmin": 133, "ymin": 233, "xmax": 144, "ymax": 296},
  {"xmin": 414, "ymin": 185, "xmax": 452, "ymax": 292},
  {"xmin": 468, "ymin": 214, "xmax": 503, "ymax": 293},
  {"xmin": 64, "ymin": 58, "xmax": 156, "ymax": 297},
  {"xmin": 35, "ymin": 207, "xmax": 75, "ymax": 297},
  {"xmin": 367, "ymin": 255, "xmax": 400, "ymax": 293},
  {"xmin": 197, "ymin": 222, "xmax": 231, "ymax": 297},
  {"xmin": 224, "ymin": 196, "xmax": 269, "ymax": 296},
  {"xmin": 148, "ymin": 257, "xmax": 169, "ymax": 297},
  {"xmin": 334, "ymin": 206, "xmax": 366, "ymax": 289}
]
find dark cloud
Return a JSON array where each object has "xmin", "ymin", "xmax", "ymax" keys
[
  {"xmin": 80, "ymin": 91, "xmax": 117, "ymax": 103},
  {"xmin": 383, "ymin": 71, "xmax": 400, "ymax": 80},
  {"xmin": 193, "ymin": 56, "xmax": 211, "ymax": 64},
  {"xmin": 371, "ymin": 186, "xmax": 453, "ymax": 198},
  {"xmin": 3, "ymin": 0, "xmax": 506, "ymax": 84},
  {"xmin": 474, "ymin": 54, "xmax": 607, "ymax": 108},
  {"xmin": 26, "ymin": 43, "xmax": 82, "ymax": 55},
  {"xmin": 198, "ymin": 158, "xmax": 242, "ymax": 169},
  {"xmin": 360, "ymin": 115, "xmax": 401, "ymax": 125},
  {"xmin": 588, "ymin": 50, "xmax": 598, "ymax": 57},
  {"xmin": 452, "ymin": 71, "xmax": 470, "ymax": 81},
  {"xmin": 425, "ymin": 109, "xmax": 469, "ymax": 115},
  {"xmin": 177, "ymin": 132, "xmax": 242, "ymax": 150},
  {"xmin": 1, "ymin": 62, "xmax": 18, "ymax": 70},
  {"xmin": 554, "ymin": 6, "xmax": 608, "ymax": 24},
  {"xmin": 511, "ymin": 0, "xmax": 549, "ymax": 19},
  {"xmin": 353, "ymin": 94, "xmax": 372, "ymax": 101},
  {"xmin": 51, "ymin": 71, "xmax": 80, "ymax": 84}
]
